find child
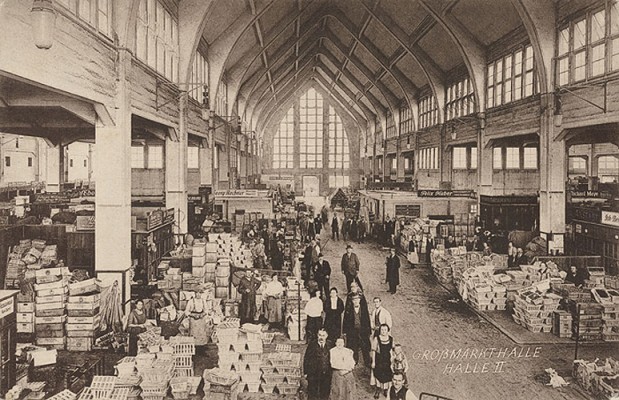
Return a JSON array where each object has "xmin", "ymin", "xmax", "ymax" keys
[{"xmin": 391, "ymin": 343, "xmax": 409, "ymax": 387}]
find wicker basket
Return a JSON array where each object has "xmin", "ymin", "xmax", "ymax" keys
[
  {"xmin": 261, "ymin": 383, "xmax": 276, "ymax": 394},
  {"xmin": 261, "ymin": 332, "xmax": 275, "ymax": 344}
]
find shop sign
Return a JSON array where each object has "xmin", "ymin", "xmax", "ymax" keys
[
  {"xmin": 76, "ymin": 215, "xmax": 95, "ymax": 231},
  {"xmin": 395, "ymin": 204, "xmax": 421, "ymax": 218},
  {"xmin": 0, "ymin": 296, "xmax": 14, "ymax": 319},
  {"xmin": 213, "ymin": 190, "xmax": 260, "ymax": 197},
  {"xmin": 570, "ymin": 190, "xmax": 612, "ymax": 199},
  {"xmin": 146, "ymin": 210, "xmax": 164, "ymax": 231},
  {"xmin": 480, "ymin": 195, "xmax": 538, "ymax": 205},
  {"xmin": 602, "ymin": 211, "xmax": 619, "ymax": 227},
  {"xmin": 164, "ymin": 208, "xmax": 175, "ymax": 224},
  {"xmin": 188, "ymin": 195, "xmax": 202, "ymax": 202},
  {"xmin": 418, "ymin": 190, "xmax": 476, "ymax": 198}
]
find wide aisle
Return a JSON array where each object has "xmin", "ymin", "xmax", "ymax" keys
[{"xmin": 317, "ymin": 230, "xmax": 603, "ymax": 400}]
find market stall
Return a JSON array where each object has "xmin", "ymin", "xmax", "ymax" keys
[{"xmin": 212, "ymin": 190, "xmax": 274, "ymax": 227}]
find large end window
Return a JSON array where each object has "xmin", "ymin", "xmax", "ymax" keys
[{"xmin": 272, "ymin": 108, "xmax": 294, "ymax": 169}]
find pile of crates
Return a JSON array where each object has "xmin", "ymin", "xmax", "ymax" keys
[
  {"xmin": 136, "ymin": 353, "xmax": 174, "ymax": 400},
  {"xmin": 170, "ymin": 336, "xmax": 196, "ymax": 377},
  {"xmin": 573, "ymin": 358, "xmax": 619, "ymax": 400},
  {"xmin": 467, "ymin": 282, "xmax": 507, "ymax": 311},
  {"xmin": 571, "ymin": 301, "xmax": 604, "ymax": 341},
  {"xmin": 34, "ymin": 266, "xmax": 70, "ymax": 350},
  {"xmin": 66, "ymin": 279, "xmax": 100, "ymax": 351},
  {"xmin": 203, "ymin": 368, "xmax": 240, "ymax": 400},
  {"xmin": 602, "ymin": 303, "xmax": 619, "ymax": 342},
  {"xmin": 431, "ymin": 256, "xmax": 453, "ymax": 286},
  {"xmin": 552, "ymin": 310, "xmax": 573, "ymax": 338},
  {"xmin": 114, "ymin": 357, "xmax": 143, "ymax": 400},
  {"xmin": 205, "ymin": 240, "xmax": 218, "ymax": 283},
  {"xmin": 513, "ymin": 289, "xmax": 561, "ymax": 333},
  {"xmin": 79, "ymin": 376, "xmax": 130, "ymax": 400},
  {"xmin": 261, "ymin": 347, "xmax": 301, "ymax": 395}
]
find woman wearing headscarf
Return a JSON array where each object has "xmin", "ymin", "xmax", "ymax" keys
[{"xmin": 126, "ymin": 299, "xmax": 148, "ymax": 356}]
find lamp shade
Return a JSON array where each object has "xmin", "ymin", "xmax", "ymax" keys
[{"xmin": 31, "ymin": 0, "xmax": 56, "ymax": 50}]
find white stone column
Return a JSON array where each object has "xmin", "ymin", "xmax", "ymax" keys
[
  {"xmin": 94, "ymin": 50, "xmax": 132, "ymax": 275},
  {"xmin": 165, "ymin": 93, "xmax": 188, "ymax": 233},
  {"xmin": 539, "ymin": 93, "xmax": 566, "ymax": 253},
  {"xmin": 45, "ymin": 144, "xmax": 63, "ymax": 192}
]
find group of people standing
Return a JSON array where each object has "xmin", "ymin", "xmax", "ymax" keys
[
  {"xmin": 303, "ymin": 284, "xmax": 416, "ymax": 400},
  {"xmin": 330, "ymin": 213, "xmax": 369, "ymax": 243}
]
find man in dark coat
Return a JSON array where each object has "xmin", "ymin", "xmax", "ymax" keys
[
  {"xmin": 238, "ymin": 270, "xmax": 261, "ymax": 324},
  {"xmin": 341, "ymin": 245, "xmax": 363, "ymax": 292},
  {"xmin": 386, "ymin": 248, "xmax": 401, "ymax": 294},
  {"xmin": 331, "ymin": 214, "xmax": 340, "ymax": 240},
  {"xmin": 303, "ymin": 329, "xmax": 332, "ymax": 400},
  {"xmin": 342, "ymin": 294, "xmax": 371, "ymax": 367},
  {"xmin": 308, "ymin": 217, "xmax": 316, "ymax": 241},
  {"xmin": 312, "ymin": 253, "xmax": 331, "ymax": 298},
  {"xmin": 314, "ymin": 216, "xmax": 322, "ymax": 235},
  {"xmin": 304, "ymin": 240, "xmax": 316, "ymax": 284}
]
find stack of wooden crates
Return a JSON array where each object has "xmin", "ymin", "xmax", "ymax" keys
[
  {"xmin": 66, "ymin": 278, "xmax": 101, "ymax": 351},
  {"xmin": 34, "ymin": 266, "xmax": 71, "ymax": 350},
  {"xmin": 205, "ymin": 241, "xmax": 218, "ymax": 284}
]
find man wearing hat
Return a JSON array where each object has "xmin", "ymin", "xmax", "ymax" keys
[
  {"xmin": 313, "ymin": 253, "xmax": 331, "ymax": 298},
  {"xmin": 341, "ymin": 244, "xmax": 363, "ymax": 292}
]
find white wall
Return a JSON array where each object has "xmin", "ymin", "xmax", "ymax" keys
[
  {"xmin": 0, "ymin": 133, "xmax": 44, "ymax": 184},
  {"xmin": 67, "ymin": 142, "xmax": 93, "ymax": 182}
]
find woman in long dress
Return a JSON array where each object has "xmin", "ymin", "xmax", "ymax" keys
[
  {"xmin": 183, "ymin": 288, "xmax": 211, "ymax": 346},
  {"xmin": 126, "ymin": 299, "xmax": 148, "ymax": 356},
  {"xmin": 371, "ymin": 324, "xmax": 394, "ymax": 398},
  {"xmin": 330, "ymin": 337, "xmax": 357, "ymax": 400},
  {"xmin": 263, "ymin": 272, "xmax": 284, "ymax": 328},
  {"xmin": 323, "ymin": 287, "xmax": 345, "ymax": 345}
]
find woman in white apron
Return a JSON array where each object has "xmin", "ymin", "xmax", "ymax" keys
[{"xmin": 183, "ymin": 288, "xmax": 211, "ymax": 346}]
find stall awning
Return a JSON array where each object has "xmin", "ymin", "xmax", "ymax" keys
[
  {"xmin": 484, "ymin": 131, "xmax": 539, "ymax": 149},
  {"xmin": 555, "ymin": 122, "xmax": 619, "ymax": 146}
]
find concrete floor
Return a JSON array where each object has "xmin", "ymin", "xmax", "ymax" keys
[{"xmin": 316, "ymin": 228, "xmax": 617, "ymax": 400}]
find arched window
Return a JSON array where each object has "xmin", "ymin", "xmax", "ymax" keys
[
  {"xmin": 300, "ymin": 88, "xmax": 323, "ymax": 168},
  {"xmin": 272, "ymin": 108, "xmax": 294, "ymax": 169},
  {"xmin": 328, "ymin": 109, "xmax": 349, "ymax": 169}
]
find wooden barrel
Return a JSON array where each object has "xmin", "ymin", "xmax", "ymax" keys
[
  {"xmin": 215, "ymin": 276, "xmax": 229, "ymax": 287},
  {"xmin": 216, "ymin": 266, "xmax": 230, "ymax": 277}
]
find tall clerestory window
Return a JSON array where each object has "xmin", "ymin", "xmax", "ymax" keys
[
  {"xmin": 328, "ymin": 109, "xmax": 350, "ymax": 169},
  {"xmin": 300, "ymin": 88, "xmax": 323, "ymax": 168},
  {"xmin": 272, "ymin": 108, "xmax": 294, "ymax": 169}
]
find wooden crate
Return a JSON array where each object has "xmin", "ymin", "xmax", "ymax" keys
[
  {"xmin": 68, "ymin": 279, "xmax": 99, "ymax": 296},
  {"xmin": 66, "ymin": 337, "xmax": 93, "ymax": 352},
  {"xmin": 67, "ymin": 293, "xmax": 100, "ymax": 304}
]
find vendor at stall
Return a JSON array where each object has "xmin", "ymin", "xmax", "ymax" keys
[
  {"xmin": 183, "ymin": 287, "xmax": 212, "ymax": 346},
  {"xmin": 264, "ymin": 272, "xmax": 285, "ymax": 328},
  {"xmin": 126, "ymin": 299, "xmax": 148, "ymax": 356}
]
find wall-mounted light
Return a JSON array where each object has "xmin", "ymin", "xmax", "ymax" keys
[
  {"xmin": 31, "ymin": 0, "xmax": 56, "ymax": 49},
  {"xmin": 479, "ymin": 115, "xmax": 486, "ymax": 130},
  {"xmin": 450, "ymin": 124, "xmax": 457, "ymax": 141},
  {"xmin": 406, "ymin": 136, "xmax": 411, "ymax": 150}
]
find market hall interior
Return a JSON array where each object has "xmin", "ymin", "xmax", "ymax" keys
[{"xmin": 0, "ymin": 0, "xmax": 619, "ymax": 400}]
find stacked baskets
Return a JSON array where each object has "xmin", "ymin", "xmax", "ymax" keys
[
  {"xmin": 170, "ymin": 336, "xmax": 196, "ymax": 377},
  {"xmin": 262, "ymin": 347, "xmax": 302, "ymax": 395},
  {"xmin": 136, "ymin": 353, "xmax": 174, "ymax": 400},
  {"xmin": 114, "ymin": 357, "xmax": 142, "ymax": 400}
]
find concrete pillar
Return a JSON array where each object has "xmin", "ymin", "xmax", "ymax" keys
[
  {"xmin": 199, "ymin": 144, "xmax": 212, "ymax": 186},
  {"xmin": 95, "ymin": 49, "xmax": 132, "ymax": 275},
  {"xmin": 539, "ymin": 93, "xmax": 566, "ymax": 253},
  {"xmin": 479, "ymin": 134, "xmax": 493, "ymax": 197},
  {"xmin": 165, "ymin": 93, "xmax": 188, "ymax": 233},
  {"xmin": 45, "ymin": 144, "xmax": 64, "ymax": 193},
  {"xmin": 589, "ymin": 144, "xmax": 599, "ymax": 189}
]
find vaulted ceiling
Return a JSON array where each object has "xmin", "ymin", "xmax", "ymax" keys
[{"xmin": 198, "ymin": 0, "xmax": 529, "ymax": 137}]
